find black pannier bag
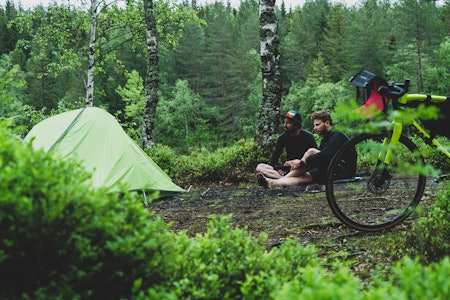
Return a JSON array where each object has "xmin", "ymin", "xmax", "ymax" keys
[{"xmin": 405, "ymin": 97, "xmax": 450, "ymax": 138}]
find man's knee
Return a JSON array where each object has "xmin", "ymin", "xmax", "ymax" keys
[{"xmin": 256, "ymin": 163, "xmax": 269, "ymax": 173}]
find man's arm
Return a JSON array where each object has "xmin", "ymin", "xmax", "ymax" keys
[{"xmin": 269, "ymin": 135, "xmax": 284, "ymax": 166}]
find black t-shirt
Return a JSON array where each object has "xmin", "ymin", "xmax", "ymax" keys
[
  {"xmin": 270, "ymin": 129, "xmax": 317, "ymax": 167},
  {"xmin": 306, "ymin": 131, "xmax": 349, "ymax": 168}
]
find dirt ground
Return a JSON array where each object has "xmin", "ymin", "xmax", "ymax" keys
[
  {"xmin": 147, "ymin": 180, "xmax": 444, "ymax": 279},
  {"xmin": 148, "ymin": 179, "xmax": 441, "ymax": 251},
  {"xmin": 149, "ymin": 184, "xmax": 344, "ymax": 247}
]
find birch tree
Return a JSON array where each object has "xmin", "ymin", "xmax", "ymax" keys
[
  {"xmin": 85, "ymin": 0, "xmax": 98, "ymax": 107},
  {"xmin": 142, "ymin": 0, "xmax": 158, "ymax": 149},
  {"xmin": 85, "ymin": 0, "xmax": 131, "ymax": 107},
  {"xmin": 140, "ymin": 0, "xmax": 204, "ymax": 149},
  {"xmin": 256, "ymin": 0, "xmax": 282, "ymax": 147}
]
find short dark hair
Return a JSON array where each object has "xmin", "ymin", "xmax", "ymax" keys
[{"xmin": 311, "ymin": 110, "xmax": 332, "ymax": 126}]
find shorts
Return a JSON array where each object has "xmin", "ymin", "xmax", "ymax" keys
[
  {"xmin": 308, "ymin": 167, "xmax": 326, "ymax": 184},
  {"xmin": 310, "ymin": 165, "xmax": 355, "ymax": 184}
]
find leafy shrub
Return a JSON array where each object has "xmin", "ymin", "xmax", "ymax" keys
[
  {"xmin": 0, "ymin": 122, "xmax": 179, "ymax": 299},
  {"xmin": 1, "ymin": 122, "xmax": 449, "ymax": 299},
  {"xmin": 148, "ymin": 139, "xmax": 267, "ymax": 186},
  {"xmin": 144, "ymin": 216, "xmax": 321, "ymax": 299},
  {"xmin": 389, "ymin": 256, "xmax": 450, "ymax": 299},
  {"xmin": 147, "ymin": 143, "xmax": 178, "ymax": 174},
  {"xmin": 407, "ymin": 186, "xmax": 450, "ymax": 263}
]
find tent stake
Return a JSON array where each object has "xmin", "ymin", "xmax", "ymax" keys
[{"xmin": 143, "ymin": 190, "xmax": 148, "ymax": 207}]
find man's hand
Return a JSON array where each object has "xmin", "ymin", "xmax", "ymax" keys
[
  {"xmin": 284, "ymin": 159, "xmax": 306, "ymax": 170},
  {"xmin": 284, "ymin": 159, "xmax": 299, "ymax": 170}
]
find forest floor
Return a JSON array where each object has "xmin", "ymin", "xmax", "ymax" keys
[{"xmin": 147, "ymin": 177, "xmax": 444, "ymax": 280}]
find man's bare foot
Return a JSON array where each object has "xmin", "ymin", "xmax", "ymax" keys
[{"xmin": 256, "ymin": 173, "xmax": 270, "ymax": 189}]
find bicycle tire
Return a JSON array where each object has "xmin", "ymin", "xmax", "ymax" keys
[{"xmin": 325, "ymin": 132, "xmax": 426, "ymax": 232}]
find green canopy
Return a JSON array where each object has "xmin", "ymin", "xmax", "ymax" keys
[{"xmin": 24, "ymin": 107, "xmax": 185, "ymax": 195}]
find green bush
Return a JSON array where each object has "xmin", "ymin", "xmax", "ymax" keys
[
  {"xmin": 388, "ymin": 256, "xmax": 450, "ymax": 299},
  {"xmin": 136, "ymin": 215, "xmax": 323, "ymax": 299},
  {"xmin": 146, "ymin": 143, "xmax": 178, "ymax": 175},
  {"xmin": 165, "ymin": 216, "xmax": 319, "ymax": 299},
  {"xmin": 0, "ymin": 122, "xmax": 179, "ymax": 299},
  {"xmin": 148, "ymin": 139, "xmax": 267, "ymax": 186},
  {"xmin": 1, "ymin": 122, "xmax": 449, "ymax": 299},
  {"xmin": 410, "ymin": 187, "xmax": 450, "ymax": 263}
]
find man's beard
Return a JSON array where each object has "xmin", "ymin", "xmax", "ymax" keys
[{"xmin": 285, "ymin": 127, "xmax": 297, "ymax": 134}]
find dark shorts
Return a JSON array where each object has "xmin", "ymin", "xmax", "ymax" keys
[
  {"xmin": 309, "ymin": 165, "xmax": 356, "ymax": 185},
  {"xmin": 308, "ymin": 168, "xmax": 326, "ymax": 184}
]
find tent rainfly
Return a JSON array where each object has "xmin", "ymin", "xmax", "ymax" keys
[{"xmin": 24, "ymin": 107, "xmax": 185, "ymax": 196}]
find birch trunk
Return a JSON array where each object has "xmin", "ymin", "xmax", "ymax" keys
[
  {"xmin": 85, "ymin": 0, "xmax": 98, "ymax": 107},
  {"xmin": 256, "ymin": 0, "xmax": 282, "ymax": 147},
  {"xmin": 142, "ymin": 0, "xmax": 159, "ymax": 149}
]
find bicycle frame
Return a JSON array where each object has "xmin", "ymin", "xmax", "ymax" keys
[{"xmin": 325, "ymin": 72, "xmax": 450, "ymax": 231}]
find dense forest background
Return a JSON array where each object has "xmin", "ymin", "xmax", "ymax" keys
[{"xmin": 1, "ymin": 0, "xmax": 450, "ymax": 154}]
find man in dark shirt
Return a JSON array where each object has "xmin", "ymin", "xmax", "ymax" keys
[
  {"xmin": 258, "ymin": 110, "xmax": 355, "ymax": 188},
  {"xmin": 255, "ymin": 110, "xmax": 317, "ymax": 179}
]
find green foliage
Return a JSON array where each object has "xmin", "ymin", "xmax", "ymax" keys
[
  {"xmin": 155, "ymin": 79, "xmax": 220, "ymax": 150},
  {"xmin": 410, "ymin": 135, "xmax": 450, "ymax": 174},
  {"xmin": 167, "ymin": 217, "xmax": 322, "ymax": 300},
  {"xmin": 2, "ymin": 1, "xmax": 450, "ymax": 298},
  {"xmin": 283, "ymin": 79, "xmax": 352, "ymax": 131},
  {"xmin": 407, "ymin": 186, "xmax": 450, "ymax": 263},
  {"xmin": 146, "ymin": 143, "xmax": 178, "ymax": 175},
  {"xmin": 0, "ymin": 123, "xmax": 449, "ymax": 299},
  {"xmin": 170, "ymin": 215, "xmax": 268, "ymax": 299},
  {"xmin": 117, "ymin": 69, "xmax": 145, "ymax": 119},
  {"xmin": 332, "ymin": 98, "xmax": 391, "ymax": 136},
  {"xmin": 116, "ymin": 69, "xmax": 145, "ymax": 142},
  {"xmin": 3, "ymin": 0, "xmax": 450, "ymax": 154},
  {"xmin": 390, "ymin": 256, "xmax": 450, "ymax": 299},
  {"xmin": 424, "ymin": 37, "xmax": 450, "ymax": 95},
  {"xmin": 148, "ymin": 139, "xmax": 267, "ymax": 186},
  {"xmin": 0, "ymin": 121, "xmax": 179, "ymax": 299}
]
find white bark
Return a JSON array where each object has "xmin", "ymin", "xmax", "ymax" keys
[
  {"xmin": 256, "ymin": 0, "xmax": 281, "ymax": 147},
  {"xmin": 85, "ymin": 0, "xmax": 98, "ymax": 107},
  {"xmin": 142, "ymin": 0, "xmax": 159, "ymax": 149}
]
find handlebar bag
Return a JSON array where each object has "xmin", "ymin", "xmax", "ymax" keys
[
  {"xmin": 349, "ymin": 69, "xmax": 380, "ymax": 88},
  {"xmin": 350, "ymin": 69, "xmax": 388, "ymax": 115}
]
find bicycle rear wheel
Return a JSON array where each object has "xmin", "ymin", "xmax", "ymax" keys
[{"xmin": 326, "ymin": 132, "xmax": 426, "ymax": 232}]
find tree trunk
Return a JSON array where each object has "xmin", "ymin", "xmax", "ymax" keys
[
  {"xmin": 85, "ymin": 0, "xmax": 97, "ymax": 107},
  {"xmin": 256, "ymin": 0, "xmax": 282, "ymax": 147},
  {"xmin": 142, "ymin": 0, "xmax": 159, "ymax": 149}
]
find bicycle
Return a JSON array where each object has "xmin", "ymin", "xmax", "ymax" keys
[{"xmin": 325, "ymin": 70, "xmax": 450, "ymax": 232}]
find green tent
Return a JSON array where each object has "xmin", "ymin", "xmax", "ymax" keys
[{"xmin": 24, "ymin": 107, "xmax": 185, "ymax": 196}]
